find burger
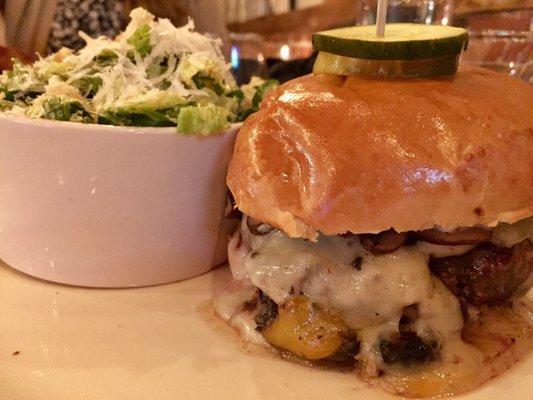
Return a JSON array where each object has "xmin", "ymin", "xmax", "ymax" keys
[{"xmin": 213, "ymin": 31, "xmax": 532, "ymax": 397}]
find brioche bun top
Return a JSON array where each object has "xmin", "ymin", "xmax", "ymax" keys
[{"xmin": 227, "ymin": 66, "xmax": 533, "ymax": 239}]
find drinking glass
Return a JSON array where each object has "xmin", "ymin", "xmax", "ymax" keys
[
  {"xmin": 456, "ymin": 9, "xmax": 532, "ymax": 81},
  {"xmin": 356, "ymin": 0, "xmax": 455, "ymax": 25},
  {"xmin": 228, "ymin": 32, "xmax": 268, "ymax": 85}
]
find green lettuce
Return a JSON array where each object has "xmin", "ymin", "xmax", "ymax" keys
[
  {"xmin": 94, "ymin": 50, "xmax": 119, "ymax": 67},
  {"xmin": 177, "ymin": 104, "xmax": 230, "ymax": 135},
  {"xmin": 236, "ymin": 79, "xmax": 278, "ymax": 121},
  {"xmin": 127, "ymin": 24, "xmax": 152, "ymax": 57},
  {"xmin": 41, "ymin": 97, "xmax": 93, "ymax": 123}
]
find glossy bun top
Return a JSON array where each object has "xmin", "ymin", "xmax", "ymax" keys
[{"xmin": 227, "ymin": 66, "xmax": 533, "ymax": 239}]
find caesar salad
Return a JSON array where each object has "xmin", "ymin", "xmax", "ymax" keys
[{"xmin": 0, "ymin": 8, "xmax": 276, "ymax": 135}]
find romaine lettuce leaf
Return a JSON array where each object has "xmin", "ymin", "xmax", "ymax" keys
[
  {"xmin": 112, "ymin": 90, "xmax": 187, "ymax": 111},
  {"xmin": 177, "ymin": 104, "xmax": 230, "ymax": 135},
  {"xmin": 40, "ymin": 97, "xmax": 93, "ymax": 123},
  {"xmin": 192, "ymin": 73, "xmax": 224, "ymax": 95},
  {"xmin": 127, "ymin": 24, "xmax": 152, "ymax": 57},
  {"xmin": 93, "ymin": 50, "xmax": 119, "ymax": 67},
  {"xmin": 99, "ymin": 108, "xmax": 175, "ymax": 127},
  {"xmin": 236, "ymin": 79, "xmax": 278, "ymax": 121}
]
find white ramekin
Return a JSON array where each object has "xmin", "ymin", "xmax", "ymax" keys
[{"xmin": 0, "ymin": 114, "xmax": 238, "ymax": 287}]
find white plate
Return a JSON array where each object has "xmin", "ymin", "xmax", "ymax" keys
[{"xmin": 1, "ymin": 261, "xmax": 531, "ymax": 400}]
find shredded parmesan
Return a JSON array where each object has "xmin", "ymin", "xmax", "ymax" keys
[{"xmin": 55, "ymin": 8, "xmax": 235, "ymax": 112}]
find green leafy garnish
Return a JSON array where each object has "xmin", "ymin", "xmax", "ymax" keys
[
  {"xmin": 99, "ymin": 101, "xmax": 195, "ymax": 127},
  {"xmin": 252, "ymin": 79, "xmax": 277, "ymax": 109},
  {"xmin": 226, "ymin": 89, "xmax": 245, "ymax": 102},
  {"xmin": 94, "ymin": 50, "xmax": 119, "ymax": 67},
  {"xmin": 127, "ymin": 24, "xmax": 152, "ymax": 57},
  {"xmin": 192, "ymin": 73, "xmax": 225, "ymax": 96},
  {"xmin": 41, "ymin": 97, "xmax": 93, "ymax": 123},
  {"xmin": 177, "ymin": 104, "xmax": 230, "ymax": 135},
  {"xmin": 237, "ymin": 79, "xmax": 278, "ymax": 121},
  {"xmin": 99, "ymin": 109, "xmax": 174, "ymax": 127},
  {"xmin": 73, "ymin": 76, "xmax": 102, "ymax": 97}
]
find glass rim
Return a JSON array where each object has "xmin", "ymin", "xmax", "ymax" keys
[{"xmin": 467, "ymin": 29, "xmax": 532, "ymax": 39}]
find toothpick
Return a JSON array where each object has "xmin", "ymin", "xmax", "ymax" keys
[{"xmin": 376, "ymin": 0, "xmax": 388, "ymax": 37}]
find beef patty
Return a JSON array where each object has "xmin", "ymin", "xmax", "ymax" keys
[{"xmin": 430, "ymin": 240, "xmax": 532, "ymax": 305}]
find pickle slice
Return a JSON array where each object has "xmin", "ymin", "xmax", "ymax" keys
[
  {"xmin": 313, "ymin": 51, "xmax": 460, "ymax": 77},
  {"xmin": 313, "ymin": 24, "xmax": 468, "ymax": 60}
]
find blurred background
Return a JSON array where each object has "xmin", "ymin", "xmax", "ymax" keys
[{"xmin": 0, "ymin": 0, "xmax": 531, "ymax": 81}]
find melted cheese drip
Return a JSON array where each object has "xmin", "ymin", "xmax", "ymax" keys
[
  {"xmin": 217, "ymin": 218, "xmax": 471, "ymax": 373},
  {"xmin": 213, "ymin": 285, "xmax": 266, "ymax": 345}
]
